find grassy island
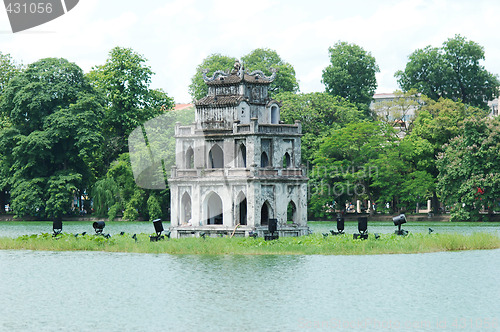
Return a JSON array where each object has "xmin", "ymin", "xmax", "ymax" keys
[{"xmin": 0, "ymin": 232, "xmax": 499, "ymax": 255}]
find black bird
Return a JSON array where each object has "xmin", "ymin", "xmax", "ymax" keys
[
  {"xmin": 322, "ymin": 233, "xmax": 329, "ymax": 238},
  {"xmin": 132, "ymin": 234, "xmax": 137, "ymax": 242},
  {"xmin": 120, "ymin": 231, "xmax": 125, "ymax": 236},
  {"xmin": 81, "ymin": 232, "xmax": 86, "ymax": 236},
  {"xmin": 428, "ymin": 228, "xmax": 434, "ymax": 234}
]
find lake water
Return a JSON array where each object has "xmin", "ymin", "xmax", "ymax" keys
[
  {"xmin": 0, "ymin": 222, "xmax": 499, "ymax": 331},
  {"xmin": 0, "ymin": 249, "xmax": 499, "ymax": 331}
]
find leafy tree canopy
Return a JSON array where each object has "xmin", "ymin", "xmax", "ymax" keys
[
  {"xmin": 87, "ymin": 47, "xmax": 174, "ymax": 158},
  {"xmin": 437, "ymin": 117, "xmax": 500, "ymax": 221},
  {"xmin": 322, "ymin": 41, "xmax": 379, "ymax": 110},
  {"xmin": 396, "ymin": 35, "xmax": 500, "ymax": 109},
  {"xmin": 241, "ymin": 48, "xmax": 299, "ymax": 97},
  {"xmin": 0, "ymin": 58, "xmax": 104, "ymax": 220},
  {"xmin": 275, "ymin": 92, "xmax": 362, "ymax": 164}
]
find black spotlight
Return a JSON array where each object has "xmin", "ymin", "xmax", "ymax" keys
[
  {"xmin": 150, "ymin": 219, "xmax": 165, "ymax": 242},
  {"xmin": 354, "ymin": 217, "xmax": 368, "ymax": 240},
  {"xmin": 93, "ymin": 221, "xmax": 105, "ymax": 235},
  {"xmin": 53, "ymin": 220, "xmax": 62, "ymax": 237},
  {"xmin": 393, "ymin": 214, "xmax": 408, "ymax": 236},
  {"xmin": 330, "ymin": 215, "xmax": 345, "ymax": 235},
  {"xmin": 265, "ymin": 218, "xmax": 279, "ymax": 241}
]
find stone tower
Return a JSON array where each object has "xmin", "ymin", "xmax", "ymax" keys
[{"xmin": 169, "ymin": 61, "xmax": 309, "ymax": 238}]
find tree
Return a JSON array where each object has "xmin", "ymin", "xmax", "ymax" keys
[
  {"xmin": 188, "ymin": 53, "xmax": 237, "ymax": 101},
  {"xmin": 241, "ymin": 48, "xmax": 299, "ymax": 97},
  {"xmin": 87, "ymin": 47, "xmax": 174, "ymax": 164},
  {"xmin": 403, "ymin": 96, "xmax": 489, "ymax": 212},
  {"xmin": 0, "ymin": 58, "xmax": 104, "ymax": 220},
  {"xmin": 275, "ymin": 92, "xmax": 362, "ymax": 164},
  {"xmin": 396, "ymin": 35, "xmax": 500, "ymax": 109},
  {"xmin": 311, "ymin": 122, "xmax": 397, "ymax": 218},
  {"xmin": 322, "ymin": 42, "xmax": 379, "ymax": 111},
  {"xmin": 437, "ymin": 117, "xmax": 500, "ymax": 221}
]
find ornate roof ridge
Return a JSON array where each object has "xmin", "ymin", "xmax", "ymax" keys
[{"xmin": 202, "ymin": 60, "xmax": 277, "ymax": 85}]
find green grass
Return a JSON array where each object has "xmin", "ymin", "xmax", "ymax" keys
[{"xmin": 0, "ymin": 232, "xmax": 499, "ymax": 255}]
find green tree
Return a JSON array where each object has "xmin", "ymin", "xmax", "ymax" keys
[
  {"xmin": 396, "ymin": 35, "xmax": 499, "ymax": 109},
  {"xmin": 147, "ymin": 194, "xmax": 162, "ymax": 221},
  {"xmin": 275, "ymin": 92, "xmax": 362, "ymax": 164},
  {"xmin": 311, "ymin": 122, "xmax": 397, "ymax": 218},
  {"xmin": 403, "ymin": 97, "xmax": 489, "ymax": 212},
  {"xmin": 87, "ymin": 47, "xmax": 174, "ymax": 165},
  {"xmin": 0, "ymin": 52, "xmax": 21, "ymax": 102},
  {"xmin": 437, "ymin": 117, "xmax": 500, "ymax": 221},
  {"xmin": 241, "ymin": 48, "xmax": 299, "ymax": 97},
  {"xmin": 0, "ymin": 58, "xmax": 104, "ymax": 220},
  {"xmin": 322, "ymin": 41, "xmax": 379, "ymax": 111},
  {"xmin": 188, "ymin": 53, "xmax": 237, "ymax": 101}
]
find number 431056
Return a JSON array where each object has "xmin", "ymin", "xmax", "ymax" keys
[{"xmin": 6, "ymin": 2, "xmax": 53, "ymax": 14}]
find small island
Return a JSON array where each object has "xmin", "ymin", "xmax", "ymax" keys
[{"xmin": 1, "ymin": 232, "xmax": 499, "ymax": 255}]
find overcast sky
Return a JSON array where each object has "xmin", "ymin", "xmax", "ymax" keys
[{"xmin": 1, "ymin": 0, "xmax": 500, "ymax": 103}]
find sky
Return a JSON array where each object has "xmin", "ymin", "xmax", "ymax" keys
[{"xmin": 1, "ymin": 0, "xmax": 500, "ymax": 103}]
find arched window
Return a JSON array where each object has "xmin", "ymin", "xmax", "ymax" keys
[
  {"xmin": 260, "ymin": 152, "xmax": 269, "ymax": 168},
  {"xmin": 181, "ymin": 192, "xmax": 192, "ymax": 224},
  {"xmin": 271, "ymin": 105, "xmax": 279, "ymax": 124},
  {"xmin": 283, "ymin": 152, "xmax": 291, "ymax": 169},
  {"xmin": 208, "ymin": 144, "xmax": 224, "ymax": 169},
  {"xmin": 237, "ymin": 143, "xmax": 247, "ymax": 168},
  {"xmin": 206, "ymin": 192, "xmax": 223, "ymax": 225},
  {"xmin": 185, "ymin": 147, "xmax": 194, "ymax": 169},
  {"xmin": 261, "ymin": 201, "xmax": 271, "ymax": 226},
  {"xmin": 287, "ymin": 201, "xmax": 297, "ymax": 224},
  {"xmin": 236, "ymin": 192, "xmax": 247, "ymax": 226}
]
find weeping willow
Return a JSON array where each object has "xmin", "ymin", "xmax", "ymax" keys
[{"xmin": 91, "ymin": 177, "xmax": 121, "ymax": 217}]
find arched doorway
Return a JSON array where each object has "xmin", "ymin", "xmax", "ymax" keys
[
  {"xmin": 181, "ymin": 192, "xmax": 192, "ymax": 224},
  {"xmin": 236, "ymin": 192, "xmax": 247, "ymax": 226},
  {"xmin": 208, "ymin": 144, "xmax": 224, "ymax": 169},
  {"xmin": 206, "ymin": 192, "xmax": 223, "ymax": 225},
  {"xmin": 261, "ymin": 201, "xmax": 271, "ymax": 226},
  {"xmin": 287, "ymin": 200, "xmax": 297, "ymax": 224}
]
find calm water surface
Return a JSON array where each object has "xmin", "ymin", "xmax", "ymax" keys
[{"xmin": 0, "ymin": 249, "xmax": 499, "ymax": 331}]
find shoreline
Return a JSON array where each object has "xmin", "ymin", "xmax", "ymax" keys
[{"xmin": 1, "ymin": 232, "xmax": 499, "ymax": 255}]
